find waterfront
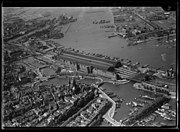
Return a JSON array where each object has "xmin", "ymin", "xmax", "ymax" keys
[
  {"xmin": 42, "ymin": 75, "xmax": 176, "ymax": 126},
  {"xmin": 101, "ymin": 82, "xmax": 176, "ymax": 126},
  {"xmin": 3, "ymin": 7, "xmax": 177, "ymax": 127},
  {"xmin": 51, "ymin": 7, "xmax": 176, "ymax": 70}
]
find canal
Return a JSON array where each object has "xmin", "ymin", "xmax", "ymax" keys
[
  {"xmin": 40, "ymin": 75, "xmax": 176, "ymax": 126},
  {"xmin": 101, "ymin": 82, "xmax": 176, "ymax": 126}
]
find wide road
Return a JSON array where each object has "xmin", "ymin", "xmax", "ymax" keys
[{"xmin": 92, "ymin": 84, "xmax": 122, "ymax": 126}]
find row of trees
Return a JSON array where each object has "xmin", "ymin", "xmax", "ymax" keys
[{"xmin": 124, "ymin": 96, "xmax": 171, "ymax": 125}]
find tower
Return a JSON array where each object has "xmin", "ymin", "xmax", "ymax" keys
[{"xmin": 68, "ymin": 77, "xmax": 71, "ymax": 87}]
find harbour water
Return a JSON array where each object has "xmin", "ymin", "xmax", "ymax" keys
[
  {"xmin": 101, "ymin": 82, "xmax": 176, "ymax": 126},
  {"xmin": 42, "ymin": 77, "xmax": 176, "ymax": 126},
  {"xmin": 51, "ymin": 7, "xmax": 176, "ymax": 71},
  {"xmin": 38, "ymin": 7, "xmax": 176, "ymax": 126}
]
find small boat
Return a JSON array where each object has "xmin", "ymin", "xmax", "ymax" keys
[
  {"xmin": 142, "ymin": 64, "xmax": 149, "ymax": 68},
  {"xmin": 107, "ymin": 92, "xmax": 114, "ymax": 96},
  {"xmin": 108, "ymin": 94, "xmax": 117, "ymax": 98}
]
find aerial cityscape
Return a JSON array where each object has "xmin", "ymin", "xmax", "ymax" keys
[{"xmin": 2, "ymin": 7, "xmax": 177, "ymax": 128}]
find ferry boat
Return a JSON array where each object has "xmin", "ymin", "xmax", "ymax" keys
[{"xmin": 113, "ymin": 79, "xmax": 130, "ymax": 85}]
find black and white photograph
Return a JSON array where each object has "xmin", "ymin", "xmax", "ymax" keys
[{"xmin": 1, "ymin": 3, "xmax": 178, "ymax": 129}]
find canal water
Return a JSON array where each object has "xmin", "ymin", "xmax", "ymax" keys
[
  {"xmin": 41, "ymin": 75, "xmax": 176, "ymax": 126},
  {"xmin": 36, "ymin": 7, "xmax": 176, "ymax": 126},
  {"xmin": 101, "ymin": 82, "xmax": 176, "ymax": 126},
  {"xmin": 66, "ymin": 76, "xmax": 176, "ymax": 126}
]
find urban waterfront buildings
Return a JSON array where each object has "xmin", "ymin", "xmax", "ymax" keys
[{"xmin": 2, "ymin": 6, "xmax": 177, "ymax": 128}]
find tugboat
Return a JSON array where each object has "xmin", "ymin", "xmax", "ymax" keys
[{"xmin": 113, "ymin": 79, "xmax": 130, "ymax": 85}]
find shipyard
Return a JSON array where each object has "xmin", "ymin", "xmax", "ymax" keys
[{"xmin": 2, "ymin": 6, "xmax": 177, "ymax": 128}]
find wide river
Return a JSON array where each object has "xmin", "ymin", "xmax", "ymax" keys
[{"xmin": 51, "ymin": 7, "xmax": 176, "ymax": 71}]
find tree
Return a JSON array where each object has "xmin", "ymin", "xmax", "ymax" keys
[
  {"xmin": 116, "ymin": 74, "xmax": 122, "ymax": 80},
  {"xmin": 144, "ymin": 75, "xmax": 151, "ymax": 81},
  {"xmin": 114, "ymin": 61, "xmax": 123, "ymax": 68},
  {"xmin": 107, "ymin": 67, "xmax": 115, "ymax": 72},
  {"xmin": 87, "ymin": 66, "xmax": 91, "ymax": 74},
  {"xmin": 90, "ymin": 66, "xmax": 94, "ymax": 73},
  {"xmin": 76, "ymin": 63, "xmax": 80, "ymax": 71},
  {"xmin": 56, "ymin": 67, "xmax": 61, "ymax": 74}
]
